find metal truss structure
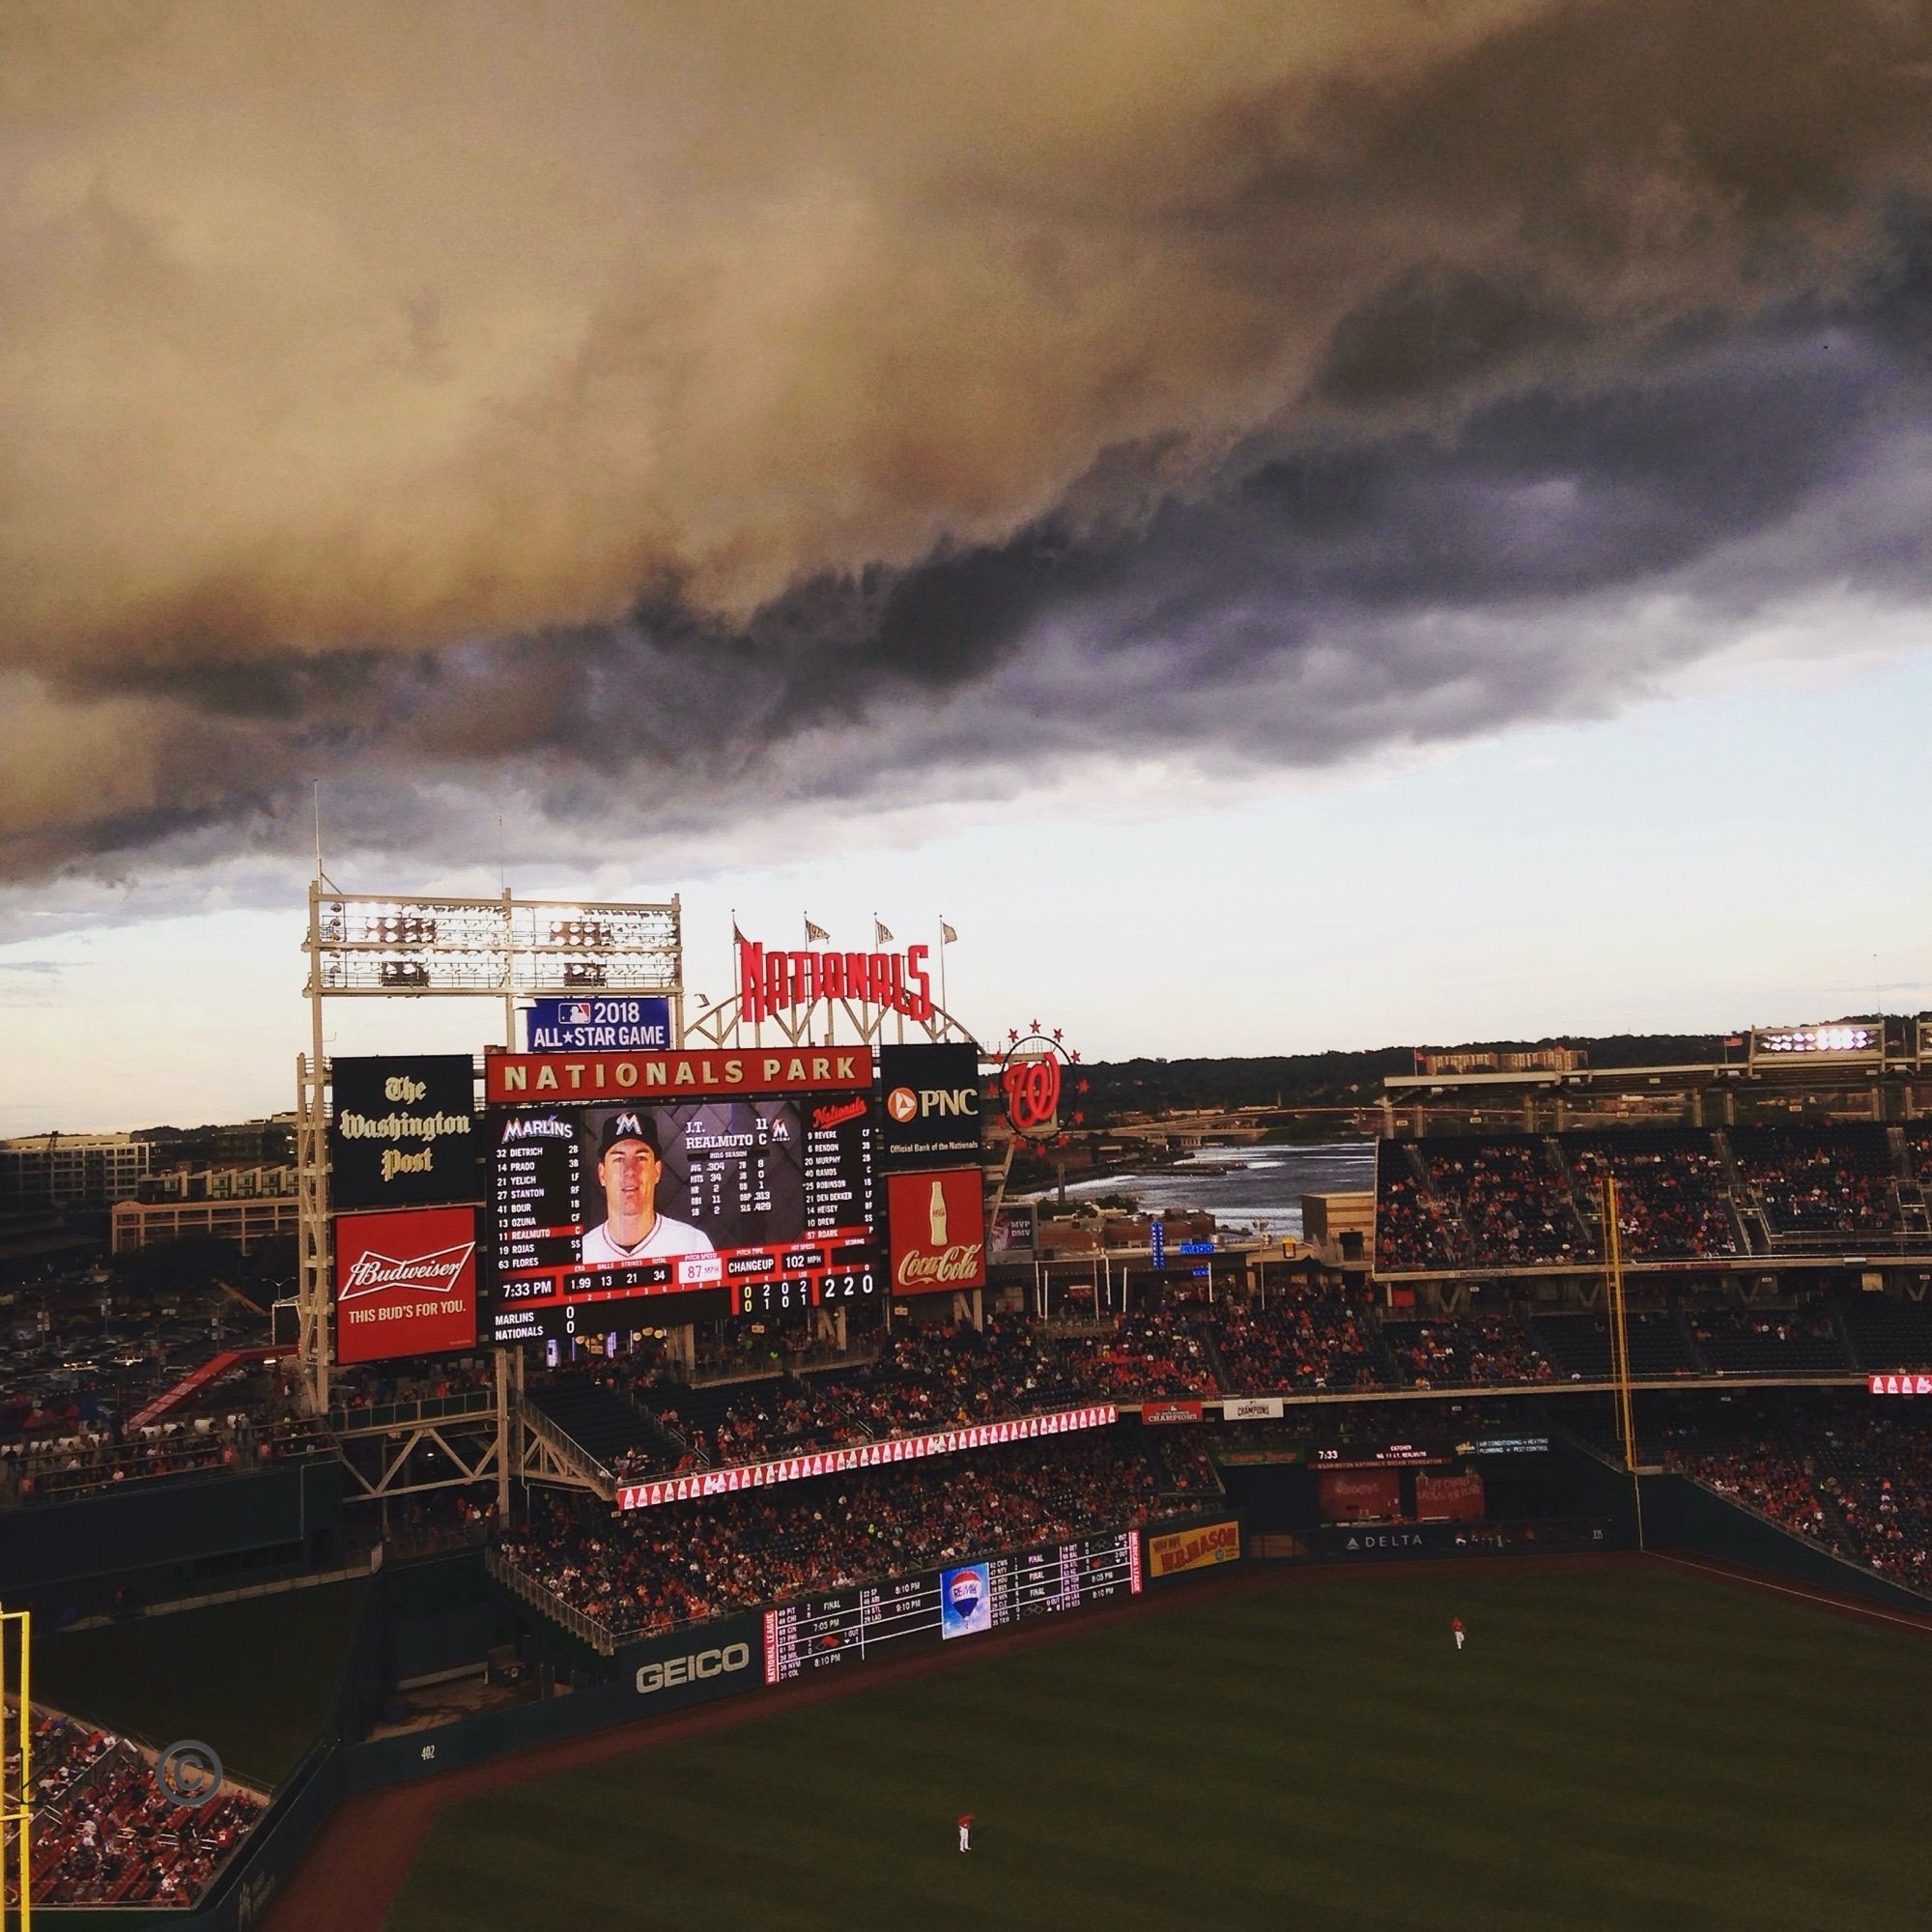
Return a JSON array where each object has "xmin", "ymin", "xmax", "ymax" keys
[
  {"xmin": 680, "ymin": 989, "xmax": 976, "ymax": 1051},
  {"xmin": 294, "ymin": 880, "xmax": 682, "ymax": 1511}
]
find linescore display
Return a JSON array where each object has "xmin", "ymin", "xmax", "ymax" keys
[
  {"xmin": 486, "ymin": 1049, "xmax": 878, "ymax": 1341},
  {"xmin": 761, "ymin": 1528, "xmax": 1141, "ymax": 1683}
]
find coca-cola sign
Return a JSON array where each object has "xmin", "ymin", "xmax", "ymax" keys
[
  {"xmin": 887, "ymin": 1167, "xmax": 985, "ymax": 1294},
  {"xmin": 333, "ymin": 1206, "xmax": 478, "ymax": 1362}
]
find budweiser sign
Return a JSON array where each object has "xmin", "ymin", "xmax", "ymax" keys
[
  {"xmin": 887, "ymin": 1167, "xmax": 986, "ymax": 1294},
  {"xmin": 333, "ymin": 1207, "xmax": 478, "ymax": 1363},
  {"xmin": 339, "ymin": 1241, "xmax": 475, "ymax": 1300},
  {"xmin": 738, "ymin": 936, "xmax": 934, "ymax": 1025}
]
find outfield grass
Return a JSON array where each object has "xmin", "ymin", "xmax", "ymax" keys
[
  {"xmin": 386, "ymin": 1562, "xmax": 1932, "ymax": 1931},
  {"xmin": 32, "ymin": 1577, "xmax": 369, "ymax": 1787}
]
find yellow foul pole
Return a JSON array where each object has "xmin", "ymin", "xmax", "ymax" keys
[
  {"xmin": 2, "ymin": 1605, "xmax": 30, "ymax": 1932},
  {"xmin": 1602, "ymin": 1178, "xmax": 1646, "ymax": 1550}
]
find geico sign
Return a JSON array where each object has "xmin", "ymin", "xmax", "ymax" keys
[
  {"xmin": 886, "ymin": 1084, "xmax": 980, "ymax": 1125},
  {"xmin": 635, "ymin": 1642, "xmax": 752, "ymax": 1694}
]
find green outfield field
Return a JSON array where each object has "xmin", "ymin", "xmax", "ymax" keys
[{"xmin": 384, "ymin": 1562, "xmax": 1932, "ymax": 1931}]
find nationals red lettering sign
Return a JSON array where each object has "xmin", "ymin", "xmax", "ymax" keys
[
  {"xmin": 738, "ymin": 937, "xmax": 933, "ymax": 1025},
  {"xmin": 887, "ymin": 1166, "xmax": 985, "ymax": 1294},
  {"xmin": 333, "ymin": 1206, "xmax": 478, "ymax": 1362}
]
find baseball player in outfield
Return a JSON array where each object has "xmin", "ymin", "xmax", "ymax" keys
[
  {"xmin": 1452, "ymin": 1615, "xmax": 1466, "ymax": 1651},
  {"xmin": 958, "ymin": 1812, "xmax": 974, "ymax": 1853}
]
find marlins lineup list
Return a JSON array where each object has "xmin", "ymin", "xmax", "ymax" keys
[{"xmin": 761, "ymin": 1530, "xmax": 1142, "ymax": 1682}]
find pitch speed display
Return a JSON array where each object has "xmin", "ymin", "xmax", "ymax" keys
[
  {"xmin": 761, "ymin": 1528, "xmax": 1142, "ymax": 1683},
  {"xmin": 484, "ymin": 1049, "xmax": 878, "ymax": 1340}
]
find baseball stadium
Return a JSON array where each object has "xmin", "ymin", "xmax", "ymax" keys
[{"xmin": 4, "ymin": 895, "xmax": 1932, "ymax": 1931}]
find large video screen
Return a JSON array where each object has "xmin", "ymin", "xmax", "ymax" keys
[{"xmin": 484, "ymin": 1049, "xmax": 878, "ymax": 1340}]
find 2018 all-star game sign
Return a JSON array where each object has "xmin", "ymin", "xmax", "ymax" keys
[
  {"xmin": 333, "ymin": 1206, "xmax": 479, "ymax": 1362},
  {"xmin": 328, "ymin": 1055, "xmax": 479, "ymax": 1210}
]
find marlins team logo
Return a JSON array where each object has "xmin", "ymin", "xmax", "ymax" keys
[{"xmin": 940, "ymin": 1562, "xmax": 991, "ymax": 1639}]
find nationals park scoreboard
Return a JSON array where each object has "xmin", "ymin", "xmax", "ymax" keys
[
  {"xmin": 484, "ymin": 1047, "xmax": 881, "ymax": 1340},
  {"xmin": 762, "ymin": 1527, "xmax": 1141, "ymax": 1682}
]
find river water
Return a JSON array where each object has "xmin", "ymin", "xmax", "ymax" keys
[{"xmin": 1023, "ymin": 1142, "xmax": 1376, "ymax": 1239}]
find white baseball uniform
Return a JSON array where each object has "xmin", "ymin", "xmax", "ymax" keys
[{"xmin": 580, "ymin": 1214, "xmax": 716, "ymax": 1266}]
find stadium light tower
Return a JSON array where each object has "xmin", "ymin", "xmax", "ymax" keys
[{"xmin": 295, "ymin": 882, "xmax": 683, "ymax": 1414}]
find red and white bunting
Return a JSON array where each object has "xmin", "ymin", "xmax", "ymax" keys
[
  {"xmin": 1869, "ymin": 1374, "xmax": 1932, "ymax": 1397},
  {"xmin": 615, "ymin": 1404, "xmax": 1118, "ymax": 1511}
]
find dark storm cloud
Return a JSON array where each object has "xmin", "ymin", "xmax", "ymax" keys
[{"xmin": 3, "ymin": 0, "xmax": 1931, "ymax": 894}]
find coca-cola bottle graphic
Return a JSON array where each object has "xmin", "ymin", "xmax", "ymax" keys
[{"xmin": 928, "ymin": 1179, "xmax": 949, "ymax": 1247}]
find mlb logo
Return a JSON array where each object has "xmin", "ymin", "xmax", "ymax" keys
[{"xmin": 560, "ymin": 1001, "xmax": 592, "ymax": 1024}]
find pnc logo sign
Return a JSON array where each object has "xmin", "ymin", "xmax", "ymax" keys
[{"xmin": 887, "ymin": 1084, "xmax": 979, "ymax": 1125}]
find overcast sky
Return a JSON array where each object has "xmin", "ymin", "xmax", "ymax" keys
[{"xmin": 4, "ymin": 2, "xmax": 1930, "ymax": 1131}]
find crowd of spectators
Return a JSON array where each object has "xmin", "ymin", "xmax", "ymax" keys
[
  {"xmin": 702, "ymin": 1380, "xmax": 870, "ymax": 1465},
  {"xmin": 496, "ymin": 1433, "xmax": 1163, "ymax": 1637},
  {"xmin": 1646, "ymin": 1392, "xmax": 1932, "ymax": 1585},
  {"xmin": 1419, "ymin": 1141, "xmax": 1585, "ymax": 1267},
  {"xmin": 1378, "ymin": 1126, "xmax": 1910, "ymax": 1270},
  {"xmin": 1054, "ymin": 1308, "xmax": 1218, "ymax": 1400},
  {"xmin": 11, "ymin": 1711, "xmax": 263, "ymax": 1910},
  {"xmin": 1211, "ymin": 1284, "xmax": 1384, "ymax": 1392},
  {"xmin": 1565, "ymin": 1136, "xmax": 1742, "ymax": 1260},
  {"xmin": 1374, "ymin": 1169, "xmax": 1461, "ymax": 1271},
  {"xmin": 1381, "ymin": 1314, "xmax": 1551, "ymax": 1388},
  {"xmin": 1149, "ymin": 1429, "xmax": 1222, "ymax": 1495},
  {"xmin": 1805, "ymin": 1408, "xmax": 1932, "ymax": 1582},
  {"xmin": 328, "ymin": 1357, "xmax": 497, "ymax": 1418},
  {"xmin": 815, "ymin": 1314, "xmax": 1081, "ymax": 1436},
  {"xmin": 1, "ymin": 1411, "xmax": 332, "ymax": 1507},
  {"xmin": 1729, "ymin": 1128, "xmax": 1903, "ymax": 1238}
]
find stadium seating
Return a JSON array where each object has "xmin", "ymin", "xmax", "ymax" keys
[
  {"xmin": 1414, "ymin": 1137, "xmax": 1588, "ymax": 1267},
  {"xmin": 1210, "ymin": 1286, "xmax": 1386, "ymax": 1392},
  {"xmin": 522, "ymin": 1373, "xmax": 686, "ymax": 1479},
  {"xmin": 16, "ymin": 1711, "xmax": 264, "ymax": 1910},
  {"xmin": 1564, "ymin": 1132, "xmax": 1742, "ymax": 1261},
  {"xmin": 496, "ymin": 1432, "xmax": 1163, "ymax": 1638},
  {"xmin": 1380, "ymin": 1313, "xmax": 1551, "ymax": 1387},
  {"xmin": 1837, "ymin": 1294, "xmax": 1932, "ymax": 1371},
  {"xmin": 1530, "ymin": 1310, "xmax": 1699, "ymax": 1380},
  {"xmin": 1727, "ymin": 1125, "xmax": 1902, "ymax": 1240},
  {"xmin": 1682, "ymin": 1303, "xmax": 1851, "ymax": 1375}
]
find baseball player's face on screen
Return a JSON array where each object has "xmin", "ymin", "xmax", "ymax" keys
[{"xmin": 599, "ymin": 1141, "xmax": 660, "ymax": 1240}]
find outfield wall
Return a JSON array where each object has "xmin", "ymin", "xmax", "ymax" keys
[
  {"xmin": 1639, "ymin": 1472, "xmax": 1932, "ymax": 1617},
  {"xmin": 41, "ymin": 1513, "xmax": 1237, "ymax": 1929}
]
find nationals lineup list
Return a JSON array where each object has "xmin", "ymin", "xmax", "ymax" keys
[{"xmin": 761, "ymin": 1529, "xmax": 1142, "ymax": 1682}]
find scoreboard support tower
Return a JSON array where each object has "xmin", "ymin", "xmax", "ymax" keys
[{"xmin": 295, "ymin": 879, "xmax": 682, "ymax": 1486}]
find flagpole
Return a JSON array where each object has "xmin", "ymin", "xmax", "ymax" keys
[{"xmin": 938, "ymin": 917, "xmax": 949, "ymax": 1021}]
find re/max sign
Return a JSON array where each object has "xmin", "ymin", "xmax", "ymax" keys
[{"xmin": 487, "ymin": 1050, "xmax": 870, "ymax": 1102}]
